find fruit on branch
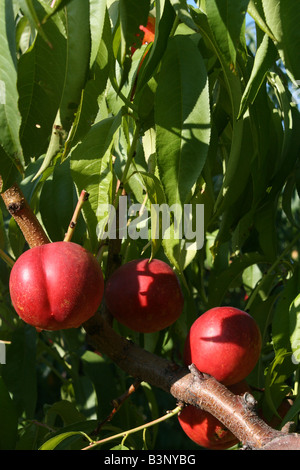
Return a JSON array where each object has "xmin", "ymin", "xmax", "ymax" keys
[
  {"xmin": 9, "ymin": 241, "xmax": 104, "ymax": 331},
  {"xmin": 184, "ymin": 306, "xmax": 262, "ymax": 386},
  {"xmin": 131, "ymin": 16, "xmax": 155, "ymax": 55},
  {"xmin": 178, "ymin": 380, "xmax": 251, "ymax": 450},
  {"xmin": 130, "ymin": 16, "xmax": 155, "ymax": 100},
  {"xmin": 104, "ymin": 258, "xmax": 184, "ymax": 333}
]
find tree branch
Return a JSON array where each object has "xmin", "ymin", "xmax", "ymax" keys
[
  {"xmin": 2, "ymin": 180, "xmax": 300, "ymax": 450},
  {"xmin": 83, "ymin": 309, "xmax": 300, "ymax": 450},
  {"xmin": 1, "ymin": 183, "xmax": 50, "ymax": 248}
]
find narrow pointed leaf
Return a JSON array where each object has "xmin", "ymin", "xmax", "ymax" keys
[
  {"xmin": 155, "ymin": 35, "xmax": 211, "ymax": 210},
  {"xmin": 0, "ymin": 0, "xmax": 23, "ymax": 166},
  {"xmin": 70, "ymin": 112, "xmax": 122, "ymax": 251},
  {"xmin": 238, "ymin": 34, "xmax": 278, "ymax": 119},
  {"xmin": 262, "ymin": 0, "xmax": 300, "ymax": 80},
  {"xmin": 17, "ymin": 10, "xmax": 67, "ymax": 160},
  {"xmin": 205, "ymin": 0, "xmax": 250, "ymax": 71}
]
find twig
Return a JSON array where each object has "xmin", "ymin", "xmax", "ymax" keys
[
  {"xmin": 64, "ymin": 190, "xmax": 89, "ymax": 242},
  {"xmin": 93, "ymin": 379, "xmax": 142, "ymax": 434},
  {"xmin": 82, "ymin": 404, "xmax": 182, "ymax": 450}
]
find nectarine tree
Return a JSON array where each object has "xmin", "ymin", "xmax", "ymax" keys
[{"xmin": 0, "ymin": 0, "xmax": 300, "ymax": 452}]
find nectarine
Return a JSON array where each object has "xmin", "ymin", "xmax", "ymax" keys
[
  {"xmin": 105, "ymin": 258, "xmax": 184, "ymax": 333},
  {"xmin": 9, "ymin": 241, "xmax": 104, "ymax": 330}
]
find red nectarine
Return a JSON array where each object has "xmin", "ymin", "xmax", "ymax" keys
[
  {"xmin": 9, "ymin": 241, "xmax": 104, "ymax": 330},
  {"xmin": 184, "ymin": 306, "xmax": 262, "ymax": 385},
  {"xmin": 104, "ymin": 258, "xmax": 184, "ymax": 333},
  {"xmin": 178, "ymin": 380, "xmax": 251, "ymax": 449}
]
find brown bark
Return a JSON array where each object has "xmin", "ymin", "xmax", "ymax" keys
[
  {"xmin": 2, "ymin": 180, "xmax": 300, "ymax": 450},
  {"xmin": 1, "ymin": 183, "xmax": 50, "ymax": 248}
]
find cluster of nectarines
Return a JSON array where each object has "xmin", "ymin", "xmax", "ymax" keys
[
  {"xmin": 9, "ymin": 244, "xmax": 184, "ymax": 334},
  {"xmin": 9, "ymin": 236, "xmax": 262, "ymax": 451},
  {"xmin": 178, "ymin": 306, "xmax": 262, "ymax": 449}
]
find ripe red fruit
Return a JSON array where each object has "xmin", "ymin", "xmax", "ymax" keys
[
  {"xmin": 130, "ymin": 16, "xmax": 156, "ymax": 100},
  {"xmin": 178, "ymin": 381, "xmax": 250, "ymax": 450},
  {"xmin": 104, "ymin": 258, "xmax": 184, "ymax": 333},
  {"xmin": 184, "ymin": 306, "xmax": 262, "ymax": 385},
  {"xmin": 131, "ymin": 16, "xmax": 155, "ymax": 55},
  {"xmin": 139, "ymin": 16, "xmax": 155, "ymax": 45},
  {"xmin": 9, "ymin": 241, "xmax": 104, "ymax": 331}
]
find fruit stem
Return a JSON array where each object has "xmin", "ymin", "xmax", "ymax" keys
[
  {"xmin": 1, "ymin": 183, "xmax": 50, "ymax": 248},
  {"xmin": 94, "ymin": 378, "xmax": 141, "ymax": 434},
  {"xmin": 64, "ymin": 189, "xmax": 89, "ymax": 242}
]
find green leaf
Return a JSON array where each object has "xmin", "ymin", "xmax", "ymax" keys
[
  {"xmin": 2, "ymin": 326, "xmax": 37, "ymax": 418},
  {"xmin": 162, "ymin": 235, "xmax": 199, "ymax": 274},
  {"xmin": 31, "ymin": 0, "xmax": 91, "ymax": 179},
  {"xmin": 41, "ymin": 0, "xmax": 76, "ymax": 23},
  {"xmin": 272, "ymin": 265, "xmax": 300, "ymax": 379},
  {"xmin": 238, "ymin": 33, "xmax": 278, "ymax": 119},
  {"xmin": 89, "ymin": 0, "xmax": 108, "ymax": 67},
  {"xmin": 282, "ymin": 175, "xmax": 300, "ymax": 230},
  {"xmin": 155, "ymin": 34, "xmax": 211, "ymax": 209},
  {"xmin": 207, "ymin": 252, "xmax": 266, "ymax": 307},
  {"xmin": 289, "ymin": 293, "xmax": 300, "ymax": 366},
  {"xmin": 70, "ymin": 112, "xmax": 122, "ymax": 252},
  {"xmin": 262, "ymin": 0, "xmax": 300, "ymax": 81},
  {"xmin": 247, "ymin": 0, "xmax": 276, "ymax": 42},
  {"xmin": 253, "ymin": 197, "xmax": 278, "ymax": 260},
  {"xmin": 58, "ymin": 0, "xmax": 91, "ymax": 131},
  {"xmin": 117, "ymin": 0, "xmax": 150, "ymax": 90},
  {"xmin": 205, "ymin": 0, "xmax": 250, "ymax": 72},
  {"xmin": 0, "ymin": 145, "xmax": 21, "ymax": 192},
  {"xmin": 17, "ymin": 10, "xmax": 67, "ymax": 160},
  {"xmin": 134, "ymin": 0, "xmax": 176, "ymax": 97},
  {"xmin": 138, "ymin": 171, "xmax": 166, "ymax": 259},
  {"xmin": 18, "ymin": 0, "xmax": 53, "ymax": 48},
  {"xmin": 62, "ymin": 7, "xmax": 111, "ymax": 159},
  {"xmin": 39, "ymin": 159, "xmax": 85, "ymax": 243},
  {"xmin": 263, "ymin": 350, "xmax": 293, "ymax": 421},
  {"xmin": 170, "ymin": 0, "xmax": 198, "ymax": 31},
  {"xmin": 119, "ymin": 0, "xmax": 150, "ymax": 59},
  {"xmin": 39, "ymin": 431, "xmax": 92, "ymax": 450},
  {"xmin": 0, "ymin": 376, "xmax": 18, "ymax": 450},
  {"xmin": 45, "ymin": 400, "xmax": 86, "ymax": 428},
  {"xmin": 110, "ymin": 444, "xmax": 130, "ymax": 450},
  {"xmin": 190, "ymin": 7, "xmax": 244, "ymax": 217},
  {"xmin": 0, "ymin": 0, "xmax": 23, "ymax": 165},
  {"xmin": 281, "ymin": 393, "xmax": 300, "ymax": 429},
  {"xmin": 18, "ymin": 0, "xmax": 90, "ymax": 164}
]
